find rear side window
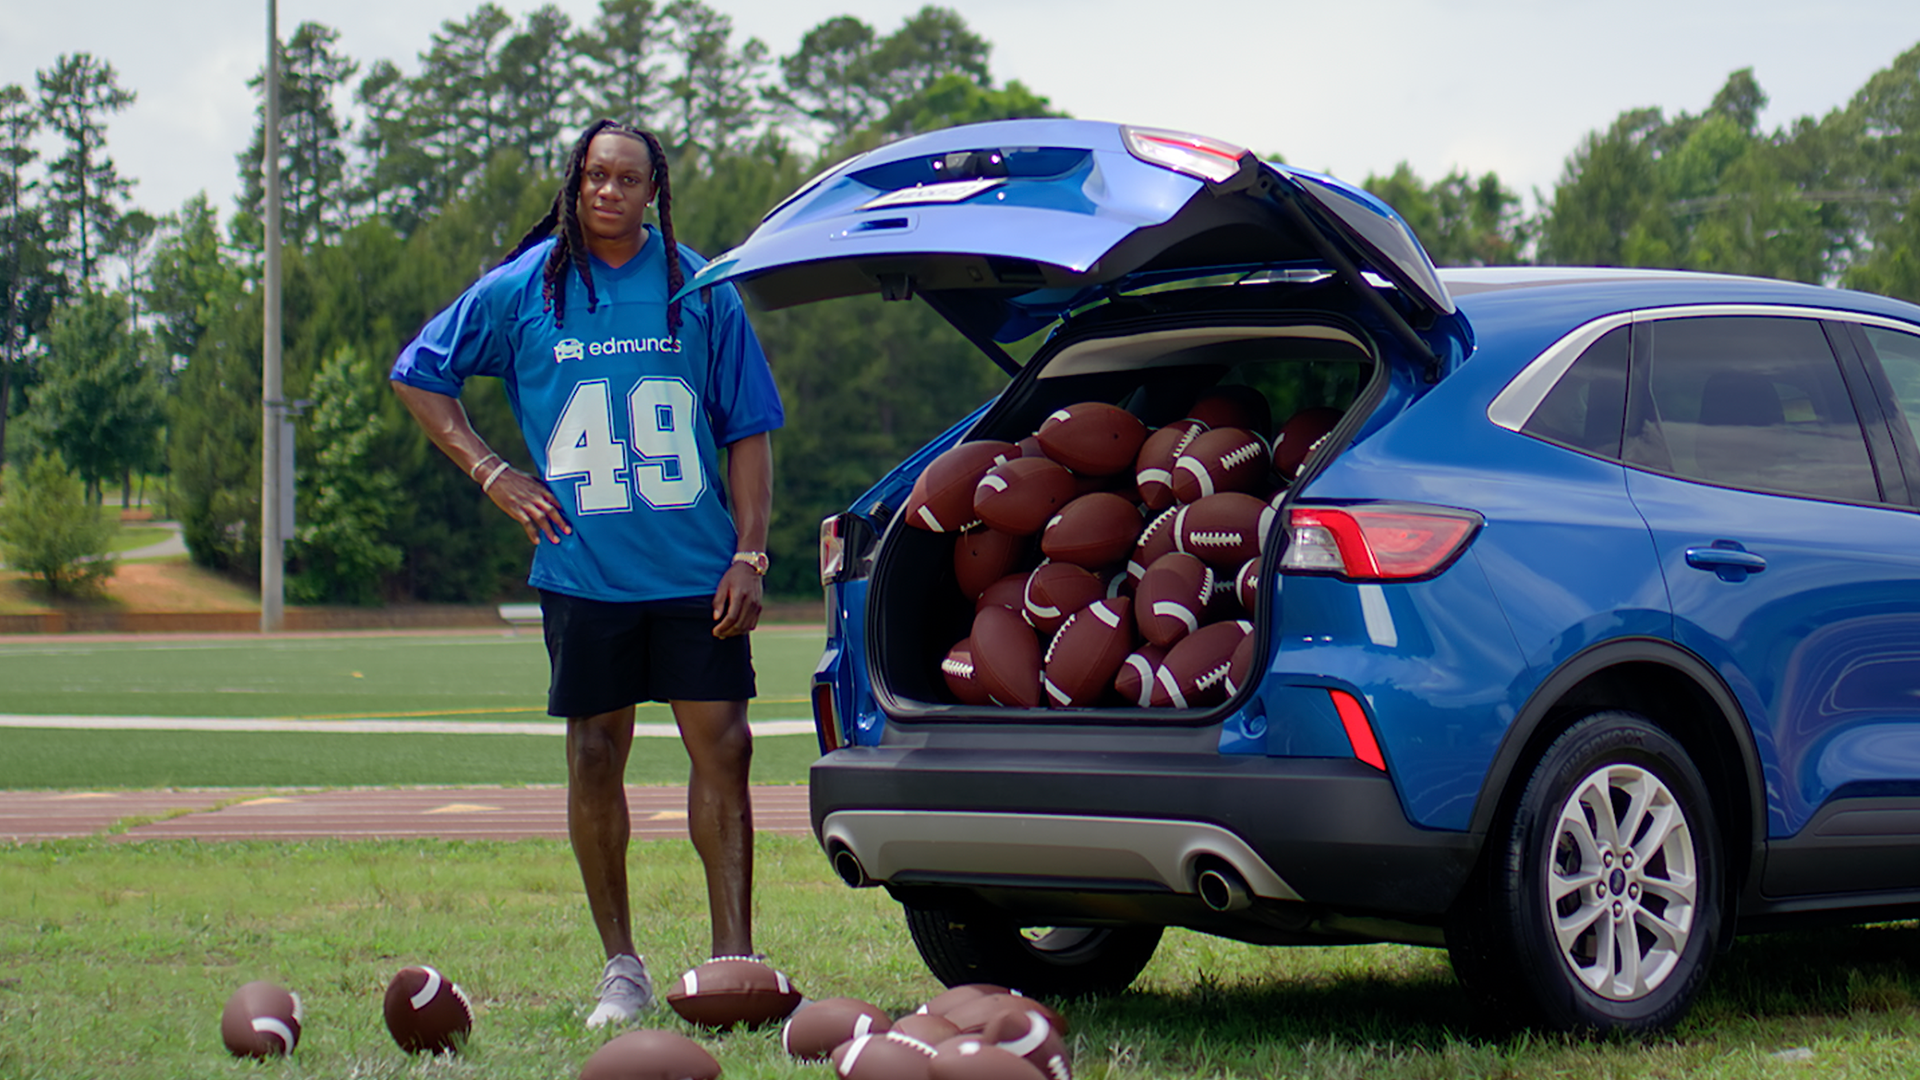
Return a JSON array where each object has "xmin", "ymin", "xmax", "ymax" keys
[
  {"xmin": 1625, "ymin": 316, "xmax": 1879, "ymax": 502},
  {"xmin": 1521, "ymin": 326, "xmax": 1627, "ymax": 457},
  {"xmin": 1862, "ymin": 326, "xmax": 1920, "ymax": 445}
]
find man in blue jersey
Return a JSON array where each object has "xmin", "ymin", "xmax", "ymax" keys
[{"xmin": 390, "ymin": 120, "xmax": 784, "ymax": 1029}]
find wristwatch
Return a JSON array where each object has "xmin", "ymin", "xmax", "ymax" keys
[{"xmin": 731, "ymin": 551, "xmax": 769, "ymax": 575}]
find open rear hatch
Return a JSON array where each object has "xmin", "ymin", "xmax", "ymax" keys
[{"xmin": 680, "ymin": 119, "xmax": 1468, "ymax": 376}]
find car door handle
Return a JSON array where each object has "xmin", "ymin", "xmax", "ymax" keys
[{"xmin": 1685, "ymin": 543, "xmax": 1767, "ymax": 581}]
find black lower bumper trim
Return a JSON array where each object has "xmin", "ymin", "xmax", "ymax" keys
[{"xmin": 809, "ymin": 746, "xmax": 1480, "ymax": 917}]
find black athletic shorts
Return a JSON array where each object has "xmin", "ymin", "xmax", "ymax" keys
[{"xmin": 539, "ymin": 589, "xmax": 756, "ymax": 718}]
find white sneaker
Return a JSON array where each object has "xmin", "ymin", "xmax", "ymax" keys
[{"xmin": 586, "ymin": 953, "xmax": 655, "ymax": 1029}]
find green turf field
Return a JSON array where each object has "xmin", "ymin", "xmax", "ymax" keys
[
  {"xmin": 5, "ymin": 835, "xmax": 1920, "ymax": 1079},
  {"xmin": 0, "ymin": 626, "xmax": 822, "ymax": 720},
  {"xmin": 0, "ymin": 628, "xmax": 826, "ymax": 789}
]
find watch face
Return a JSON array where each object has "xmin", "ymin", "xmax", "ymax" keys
[{"xmin": 737, "ymin": 552, "xmax": 768, "ymax": 574}]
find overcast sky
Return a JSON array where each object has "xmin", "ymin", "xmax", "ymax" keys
[{"xmin": 5, "ymin": 0, "xmax": 1919, "ymax": 223}]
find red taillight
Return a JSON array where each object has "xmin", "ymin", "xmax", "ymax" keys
[
  {"xmin": 1281, "ymin": 505, "xmax": 1480, "ymax": 581},
  {"xmin": 812, "ymin": 681, "xmax": 842, "ymax": 752},
  {"xmin": 1121, "ymin": 125, "xmax": 1248, "ymax": 184},
  {"xmin": 1329, "ymin": 689, "xmax": 1385, "ymax": 771}
]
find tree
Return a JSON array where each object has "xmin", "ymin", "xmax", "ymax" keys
[
  {"xmin": 661, "ymin": 0, "xmax": 770, "ymax": 159},
  {"xmin": 35, "ymin": 53, "xmax": 136, "ymax": 287},
  {"xmin": 771, "ymin": 16, "xmax": 882, "ymax": 145},
  {"xmin": 871, "ymin": 74, "xmax": 1056, "ymax": 143},
  {"xmin": 1538, "ymin": 107, "xmax": 1671, "ymax": 267},
  {"xmin": 288, "ymin": 345, "xmax": 403, "ymax": 604},
  {"xmin": 20, "ymin": 289, "xmax": 165, "ymax": 505},
  {"xmin": 238, "ymin": 21, "xmax": 358, "ymax": 244},
  {"xmin": 354, "ymin": 58, "xmax": 443, "ymax": 232},
  {"xmin": 574, "ymin": 0, "xmax": 669, "ymax": 125},
  {"xmin": 865, "ymin": 6, "xmax": 990, "ymax": 106},
  {"xmin": 0, "ymin": 82, "xmax": 57, "ymax": 467},
  {"xmin": 0, "ymin": 452, "xmax": 116, "ymax": 597},
  {"xmin": 144, "ymin": 193, "xmax": 240, "ymax": 364},
  {"xmin": 496, "ymin": 5, "xmax": 577, "ymax": 171},
  {"xmin": 1364, "ymin": 164, "xmax": 1528, "ymax": 267}
]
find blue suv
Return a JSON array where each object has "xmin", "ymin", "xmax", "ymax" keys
[{"xmin": 685, "ymin": 119, "xmax": 1920, "ymax": 1032}]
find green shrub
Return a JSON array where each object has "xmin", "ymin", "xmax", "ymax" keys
[{"xmin": 0, "ymin": 453, "xmax": 119, "ymax": 597}]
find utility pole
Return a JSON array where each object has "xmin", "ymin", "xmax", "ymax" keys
[{"xmin": 260, "ymin": 0, "xmax": 285, "ymax": 632}]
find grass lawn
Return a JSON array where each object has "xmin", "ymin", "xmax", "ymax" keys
[
  {"xmin": 4, "ymin": 835, "xmax": 1920, "ymax": 1079},
  {"xmin": 0, "ymin": 557, "xmax": 262, "ymax": 615},
  {"xmin": 105, "ymin": 526, "xmax": 172, "ymax": 555},
  {"xmin": 0, "ymin": 627, "xmax": 826, "ymax": 788}
]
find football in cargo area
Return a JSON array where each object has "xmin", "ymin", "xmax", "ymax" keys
[{"xmin": 930, "ymin": 391, "xmax": 1289, "ymax": 711}]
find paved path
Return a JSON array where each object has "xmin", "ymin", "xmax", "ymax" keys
[{"xmin": 0, "ymin": 785, "xmax": 813, "ymax": 843}]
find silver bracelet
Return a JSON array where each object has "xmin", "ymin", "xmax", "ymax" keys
[
  {"xmin": 467, "ymin": 452, "xmax": 501, "ymax": 481},
  {"xmin": 480, "ymin": 459, "xmax": 513, "ymax": 492}
]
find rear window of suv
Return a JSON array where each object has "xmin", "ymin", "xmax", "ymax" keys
[{"xmin": 1624, "ymin": 316, "xmax": 1879, "ymax": 503}]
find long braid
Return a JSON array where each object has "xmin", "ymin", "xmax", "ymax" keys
[{"xmin": 634, "ymin": 129, "xmax": 684, "ymax": 340}]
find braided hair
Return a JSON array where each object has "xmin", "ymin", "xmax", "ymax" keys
[{"xmin": 502, "ymin": 120, "xmax": 686, "ymax": 337}]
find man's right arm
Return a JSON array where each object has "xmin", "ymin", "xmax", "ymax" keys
[{"xmin": 391, "ymin": 380, "xmax": 572, "ymax": 545}]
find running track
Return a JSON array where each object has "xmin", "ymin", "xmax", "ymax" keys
[{"xmin": 0, "ymin": 785, "xmax": 813, "ymax": 843}]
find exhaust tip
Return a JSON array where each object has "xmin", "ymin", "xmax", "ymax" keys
[
  {"xmin": 1197, "ymin": 867, "xmax": 1252, "ymax": 912},
  {"xmin": 830, "ymin": 846, "xmax": 871, "ymax": 888}
]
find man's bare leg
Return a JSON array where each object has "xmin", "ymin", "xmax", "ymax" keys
[
  {"xmin": 567, "ymin": 707, "xmax": 638, "ymax": 959},
  {"xmin": 671, "ymin": 698, "xmax": 754, "ymax": 957}
]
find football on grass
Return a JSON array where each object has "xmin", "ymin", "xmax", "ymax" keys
[
  {"xmin": 220, "ymin": 980, "xmax": 303, "ymax": 1059},
  {"xmin": 383, "ymin": 965, "xmax": 473, "ymax": 1055},
  {"xmin": 929, "ymin": 1038, "xmax": 1049, "ymax": 1080},
  {"xmin": 918, "ymin": 983, "xmax": 1012, "ymax": 1018},
  {"xmin": 981, "ymin": 1006, "xmax": 1073, "ymax": 1080},
  {"xmin": 782, "ymin": 997, "xmax": 892, "ymax": 1061},
  {"xmin": 943, "ymin": 993, "xmax": 1068, "ymax": 1037},
  {"xmin": 833, "ymin": 1031, "xmax": 939, "ymax": 1080},
  {"xmin": 579, "ymin": 1029, "xmax": 722, "ymax": 1080},
  {"xmin": 665, "ymin": 956, "xmax": 803, "ymax": 1029}
]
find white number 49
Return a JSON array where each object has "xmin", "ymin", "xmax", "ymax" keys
[{"xmin": 545, "ymin": 377, "xmax": 705, "ymax": 514}]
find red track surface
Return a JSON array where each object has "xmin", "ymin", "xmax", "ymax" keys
[{"xmin": 0, "ymin": 785, "xmax": 813, "ymax": 843}]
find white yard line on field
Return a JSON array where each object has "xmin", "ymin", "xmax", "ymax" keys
[{"xmin": 0, "ymin": 715, "xmax": 815, "ymax": 737}]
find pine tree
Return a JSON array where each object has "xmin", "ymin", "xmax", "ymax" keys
[{"xmin": 35, "ymin": 54, "xmax": 136, "ymax": 287}]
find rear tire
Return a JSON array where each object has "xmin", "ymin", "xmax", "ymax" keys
[
  {"xmin": 902, "ymin": 901, "xmax": 1162, "ymax": 998},
  {"xmin": 1449, "ymin": 711, "xmax": 1722, "ymax": 1033}
]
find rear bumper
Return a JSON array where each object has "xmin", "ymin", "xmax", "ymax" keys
[{"xmin": 809, "ymin": 746, "xmax": 1480, "ymax": 919}]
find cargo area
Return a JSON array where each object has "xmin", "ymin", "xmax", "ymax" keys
[{"xmin": 860, "ymin": 304, "xmax": 1380, "ymax": 721}]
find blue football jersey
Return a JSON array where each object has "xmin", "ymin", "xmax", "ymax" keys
[{"xmin": 391, "ymin": 229, "xmax": 784, "ymax": 602}]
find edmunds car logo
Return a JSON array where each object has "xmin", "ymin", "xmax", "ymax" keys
[{"xmin": 553, "ymin": 335, "xmax": 682, "ymax": 363}]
